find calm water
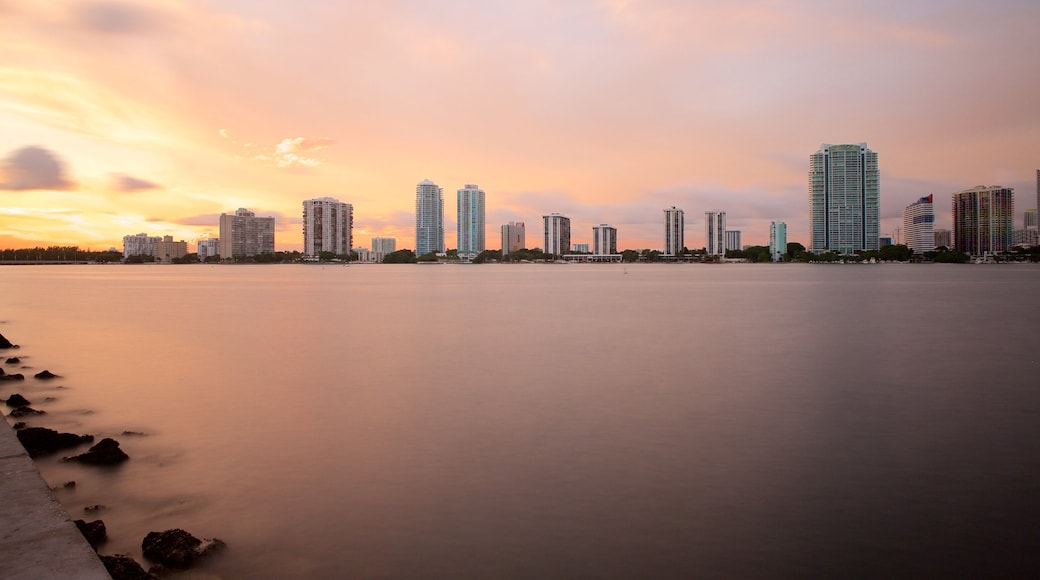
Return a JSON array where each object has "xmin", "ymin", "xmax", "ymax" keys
[{"xmin": 2, "ymin": 263, "xmax": 1039, "ymax": 578}]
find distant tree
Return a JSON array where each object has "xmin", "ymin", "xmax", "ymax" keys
[
  {"xmin": 383, "ymin": 249, "xmax": 418, "ymax": 263},
  {"xmin": 472, "ymin": 249, "xmax": 502, "ymax": 264},
  {"xmin": 445, "ymin": 249, "xmax": 459, "ymax": 260},
  {"xmin": 417, "ymin": 251, "xmax": 439, "ymax": 262},
  {"xmin": 621, "ymin": 249, "xmax": 640, "ymax": 263},
  {"xmin": 204, "ymin": 254, "xmax": 222, "ymax": 263},
  {"xmin": 318, "ymin": 251, "xmax": 337, "ymax": 262}
]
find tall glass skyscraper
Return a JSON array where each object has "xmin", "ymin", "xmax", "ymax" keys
[
  {"xmin": 809, "ymin": 143, "xmax": 880, "ymax": 253},
  {"xmin": 663, "ymin": 207, "xmax": 684, "ymax": 255},
  {"xmin": 769, "ymin": 221, "xmax": 787, "ymax": 262},
  {"xmin": 456, "ymin": 184, "xmax": 485, "ymax": 256},
  {"xmin": 415, "ymin": 179, "xmax": 444, "ymax": 256}
]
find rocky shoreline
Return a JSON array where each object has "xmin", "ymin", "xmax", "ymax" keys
[{"xmin": 1, "ymin": 330, "xmax": 226, "ymax": 579}]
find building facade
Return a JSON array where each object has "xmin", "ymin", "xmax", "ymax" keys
[
  {"xmin": 218, "ymin": 208, "xmax": 275, "ymax": 258},
  {"xmin": 372, "ymin": 237, "xmax": 396, "ymax": 255},
  {"xmin": 705, "ymin": 210, "xmax": 726, "ymax": 256},
  {"xmin": 197, "ymin": 238, "xmax": 219, "ymax": 261},
  {"xmin": 664, "ymin": 207, "xmax": 684, "ymax": 255},
  {"xmin": 415, "ymin": 179, "xmax": 444, "ymax": 256},
  {"xmin": 952, "ymin": 185, "xmax": 1014, "ymax": 256},
  {"xmin": 902, "ymin": 194, "xmax": 935, "ymax": 254},
  {"xmin": 122, "ymin": 233, "xmax": 160, "ymax": 258},
  {"xmin": 303, "ymin": 197, "xmax": 353, "ymax": 257},
  {"xmin": 1025, "ymin": 209, "xmax": 1037, "ymax": 230},
  {"xmin": 809, "ymin": 143, "xmax": 880, "ymax": 253},
  {"xmin": 501, "ymin": 222, "xmax": 525, "ymax": 256},
  {"xmin": 543, "ymin": 213, "xmax": 571, "ymax": 257},
  {"xmin": 457, "ymin": 184, "xmax": 486, "ymax": 256},
  {"xmin": 934, "ymin": 229, "xmax": 952, "ymax": 249},
  {"xmin": 769, "ymin": 221, "xmax": 787, "ymax": 262},
  {"xmin": 592, "ymin": 224, "xmax": 617, "ymax": 255},
  {"xmin": 725, "ymin": 230, "xmax": 742, "ymax": 252}
]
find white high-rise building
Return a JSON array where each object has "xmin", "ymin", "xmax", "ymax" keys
[
  {"xmin": 705, "ymin": 210, "xmax": 726, "ymax": 256},
  {"xmin": 725, "ymin": 230, "xmax": 742, "ymax": 252},
  {"xmin": 543, "ymin": 213, "xmax": 571, "ymax": 257},
  {"xmin": 592, "ymin": 224, "xmax": 617, "ymax": 255},
  {"xmin": 902, "ymin": 195, "xmax": 935, "ymax": 254},
  {"xmin": 219, "ymin": 208, "xmax": 275, "ymax": 258},
  {"xmin": 196, "ymin": 238, "xmax": 220, "ymax": 261},
  {"xmin": 415, "ymin": 179, "xmax": 444, "ymax": 256},
  {"xmin": 664, "ymin": 207, "xmax": 684, "ymax": 255},
  {"xmin": 372, "ymin": 237, "xmax": 396, "ymax": 254},
  {"xmin": 809, "ymin": 143, "xmax": 880, "ymax": 253},
  {"xmin": 457, "ymin": 184, "xmax": 486, "ymax": 256},
  {"xmin": 769, "ymin": 221, "xmax": 787, "ymax": 262},
  {"xmin": 122, "ymin": 233, "xmax": 161, "ymax": 258},
  {"xmin": 303, "ymin": 197, "xmax": 353, "ymax": 257},
  {"xmin": 501, "ymin": 222, "xmax": 525, "ymax": 256}
]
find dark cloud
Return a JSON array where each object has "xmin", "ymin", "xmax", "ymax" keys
[
  {"xmin": 75, "ymin": 1, "xmax": 161, "ymax": 35},
  {"xmin": 111, "ymin": 173, "xmax": 162, "ymax": 192},
  {"xmin": 0, "ymin": 146, "xmax": 74, "ymax": 191}
]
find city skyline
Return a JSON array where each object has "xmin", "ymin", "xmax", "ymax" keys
[{"xmin": 1, "ymin": 2, "xmax": 1038, "ymax": 252}]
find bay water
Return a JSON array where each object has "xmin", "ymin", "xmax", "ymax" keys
[{"xmin": 2, "ymin": 263, "xmax": 1039, "ymax": 578}]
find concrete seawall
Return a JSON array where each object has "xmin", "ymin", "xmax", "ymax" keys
[{"xmin": 0, "ymin": 420, "xmax": 111, "ymax": 579}]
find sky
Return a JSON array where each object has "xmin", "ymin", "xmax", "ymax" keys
[{"xmin": 1, "ymin": 0, "xmax": 1038, "ymax": 252}]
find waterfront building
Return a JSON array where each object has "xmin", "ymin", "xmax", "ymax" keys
[
  {"xmin": 1014, "ymin": 229, "xmax": 1040, "ymax": 247},
  {"xmin": 902, "ymin": 195, "xmax": 935, "ymax": 254},
  {"xmin": 122, "ymin": 233, "xmax": 160, "ymax": 258},
  {"xmin": 1024, "ymin": 209, "xmax": 1037, "ymax": 231},
  {"xmin": 592, "ymin": 225, "xmax": 617, "ymax": 256},
  {"xmin": 725, "ymin": 230, "xmax": 742, "ymax": 253},
  {"xmin": 952, "ymin": 185, "xmax": 1014, "ymax": 256},
  {"xmin": 664, "ymin": 207, "xmax": 684, "ymax": 255},
  {"xmin": 543, "ymin": 213, "xmax": 571, "ymax": 257},
  {"xmin": 196, "ymin": 238, "xmax": 219, "ymax": 261},
  {"xmin": 218, "ymin": 208, "xmax": 275, "ymax": 258},
  {"xmin": 809, "ymin": 143, "xmax": 880, "ymax": 253},
  {"xmin": 769, "ymin": 221, "xmax": 787, "ymax": 262},
  {"xmin": 880, "ymin": 237, "xmax": 893, "ymax": 247},
  {"xmin": 501, "ymin": 222, "xmax": 525, "ymax": 256},
  {"xmin": 705, "ymin": 210, "xmax": 726, "ymax": 256},
  {"xmin": 934, "ymin": 229, "xmax": 952, "ymax": 249},
  {"xmin": 415, "ymin": 179, "xmax": 444, "ymax": 256},
  {"xmin": 457, "ymin": 184, "xmax": 486, "ymax": 257},
  {"xmin": 372, "ymin": 237, "xmax": 396, "ymax": 255},
  {"xmin": 303, "ymin": 197, "xmax": 353, "ymax": 257},
  {"xmin": 153, "ymin": 235, "xmax": 188, "ymax": 263},
  {"xmin": 573, "ymin": 243, "xmax": 590, "ymax": 253}
]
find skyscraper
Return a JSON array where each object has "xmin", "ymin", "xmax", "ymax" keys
[
  {"xmin": 219, "ymin": 208, "xmax": 275, "ymax": 258},
  {"xmin": 902, "ymin": 195, "xmax": 935, "ymax": 254},
  {"xmin": 592, "ymin": 224, "xmax": 617, "ymax": 255},
  {"xmin": 303, "ymin": 197, "xmax": 353, "ymax": 257},
  {"xmin": 705, "ymin": 210, "xmax": 726, "ymax": 256},
  {"xmin": 663, "ymin": 207, "xmax": 684, "ymax": 255},
  {"xmin": 953, "ymin": 185, "xmax": 1014, "ymax": 256},
  {"xmin": 1024, "ymin": 209, "xmax": 1037, "ymax": 231},
  {"xmin": 769, "ymin": 221, "xmax": 787, "ymax": 262},
  {"xmin": 543, "ymin": 213, "xmax": 571, "ymax": 257},
  {"xmin": 371, "ymin": 237, "xmax": 396, "ymax": 254},
  {"xmin": 809, "ymin": 143, "xmax": 880, "ymax": 253},
  {"xmin": 415, "ymin": 179, "xmax": 444, "ymax": 256},
  {"xmin": 457, "ymin": 184, "xmax": 486, "ymax": 256},
  {"xmin": 934, "ymin": 229, "xmax": 952, "ymax": 249},
  {"xmin": 501, "ymin": 222, "xmax": 525, "ymax": 256}
]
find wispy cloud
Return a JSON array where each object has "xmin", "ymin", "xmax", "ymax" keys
[
  {"xmin": 220, "ymin": 130, "xmax": 333, "ymax": 168},
  {"xmin": 110, "ymin": 172, "xmax": 161, "ymax": 192}
]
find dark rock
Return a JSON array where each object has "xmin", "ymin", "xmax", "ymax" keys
[
  {"xmin": 0, "ymin": 373, "xmax": 24, "ymax": 381},
  {"xmin": 34, "ymin": 369, "xmax": 59, "ymax": 379},
  {"xmin": 74, "ymin": 519, "xmax": 107, "ymax": 547},
  {"xmin": 5, "ymin": 393, "xmax": 30, "ymax": 407},
  {"xmin": 5, "ymin": 357, "xmax": 20, "ymax": 363},
  {"xmin": 121, "ymin": 430, "xmax": 148, "ymax": 436},
  {"xmin": 0, "ymin": 366, "xmax": 4, "ymax": 375},
  {"xmin": 100, "ymin": 554, "xmax": 154, "ymax": 580},
  {"xmin": 141, "ymin": 529, "xmax": 226, "ymax": 568},
  {"xmin": 16, "ymin": 427, "xmax": 94, "ymax": 458},
  {"xmin": 64, "ymin": 480, "xmax": 77, "ymax": 488},
  {"xmin": 64, "ymin": 437, "xmax": 129, "ymax": 465},
  {"xmin": 0, "ymin": 332, "xmax": 13, "ymax": 349},
  {"xmin": 12, "ymin": 421, "xmax": 25, "ymax": 429},
  {"xmin": 9, "ymin": 406, "xmax": 44, "ymax": 417},
  {"xmin": 84, "ymin": 504, "xmax": 107, "ymax": 512}
]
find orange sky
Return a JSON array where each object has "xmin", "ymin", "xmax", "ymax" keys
[{"xmin": 2, "ymin": 0, "xmax": 1038, "ymax": 252}]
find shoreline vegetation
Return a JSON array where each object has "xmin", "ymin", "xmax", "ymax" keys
[
  {"xmin": 0, "ymin": 329, "xmax": 226, "ymax": 579},
  {"xmin": 2, "ymin": 244, "xmax": 1039, "ymax": 265}
]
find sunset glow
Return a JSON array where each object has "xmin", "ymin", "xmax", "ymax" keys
[{"xmin": 2, "ymin": 0, "xmax": 1038, "ymax": 252}]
